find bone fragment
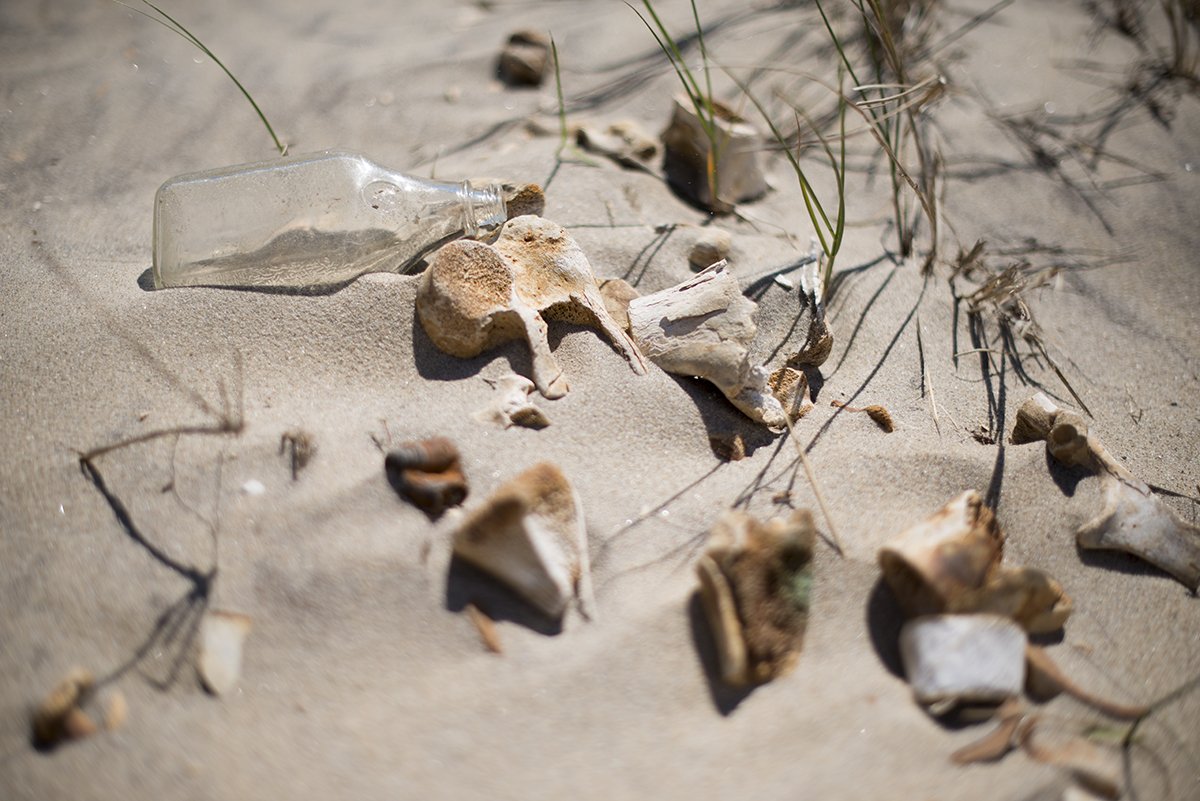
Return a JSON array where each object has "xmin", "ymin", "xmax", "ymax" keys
[
  {"xmin": 661, "ymin": 95, "xmax": 767, "ymax": 212},
  {"xmin": 417, "ymin": 216, "xmax": 645, "ymax": 398},
  {"xmin": 879, "ymin": 490, "xmax": 1072, "ymax": 633},
  {"xmin": 452, "ymin": 463, "xmax": 593, "ymax": 620},
  {"xmin": 198, "ymin": 610, "xmax": 252, "ymax": 697},
  {"xmin": 627, "ymin": 261, "xmax": 787, "ymax": 427},
  {"xmin": 1013, "ymin": 392, "xmax": 1200, "ymax": 590},
  {"xmin": 575, "ymin": 120, "xmax": 658, "ymax": 171},
  {"xmin": 696, "ymin": 510, "xmax": 816, "ymax": 686},
  {"xmin": 474, "ymin": 374, "xmax": 550, "ymax": 429}
]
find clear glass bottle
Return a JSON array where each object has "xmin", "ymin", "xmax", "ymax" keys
[{"xmin": 152, "ymin": 150, "xmax": 508, "ymax": 289}]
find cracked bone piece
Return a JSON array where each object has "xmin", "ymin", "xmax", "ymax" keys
[
  {"xmin": 879, "ymin": 490, "xmax": 1071, "ymax": 632},
  {"xmin": 1013, "ymin": 392, "xmax": 1200, "ymax": 590},
  {"xmin": 954, "ymin": 567, "xmax": 1073, "ymax": 635},
  {"xmin": 900, "ymin": 614, "xmax": 1027, "ymax": 709},
  {"xmin": 696, "ymin": 509, "xmax": 816, "ymax": 687},
  {"xmin": 452, "ymin": 462, "xmax": 593, "ymax": 620},
  {"xmin": 417, "ymin": 218, "xmax": 645, "ymax": 400},
  {"xmin": 493, "ymin": 215, "xmax": 646, "ymax": 375},
  {"xmin": 474, "ymin": 374, "xmax": 550, "ymax": 429},
  {"xmin": 198, "ymin": 610, "xmax": 252, "ymax": 697},
  {"xmin": 880, "ymin": 491, "xmax": 1004, "ymax": 617},
  {"xmin": 627, "ymin": 261, "xmax": 787, "ymax": 427},
  {"xmin": 417, "ymin": 239, "xmax": 568, "ymax": 396}
]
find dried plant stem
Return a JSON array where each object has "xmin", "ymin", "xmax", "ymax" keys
[
  {"xmin": 917, "ymin": 316, "xmax": 941, "ymax": 436},
  {"xmin": 784, "ymin": 415, "xmax": 844, "ymax": 557}
]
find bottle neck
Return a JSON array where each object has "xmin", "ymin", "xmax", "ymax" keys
[{"xmin": 457, "ymin": 181, "xmax": 507, "ymax": 237}]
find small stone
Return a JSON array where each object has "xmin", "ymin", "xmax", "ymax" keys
[
  {"xmin": 688, "ymin": 227, "xmax": 732, "ymax": 270},
  {"xmin": 198, "ymin": 611, "xmax": 253, "ymax": 697},
  {"xmin": 497, "ymin": 30, "xmax": 550, "ymax": 87},
  {"xmin": 31, "ymin": 667, "xmax": 95, "ymax": 748}
]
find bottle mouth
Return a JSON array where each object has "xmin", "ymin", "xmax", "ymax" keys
[{"xmin": 460, "ymin": 181, "xmax": 505, "ymax": 238}]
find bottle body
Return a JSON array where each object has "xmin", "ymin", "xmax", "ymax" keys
[{"xmin": 152, "ymin": 150, "xmax": 507, "ymax": 289}]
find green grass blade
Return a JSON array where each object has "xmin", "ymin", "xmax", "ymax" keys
[
  {"xmin": 551, "ymin": 34, "xmax": 568, "ymax": 159},
  {"xmin": 116, "ymin": 0, "xmax": 286, "ymax": 155}
]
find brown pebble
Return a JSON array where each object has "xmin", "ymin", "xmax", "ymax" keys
[
  {"xmin": 385, "ymin": 437, "xmax": 469, "ymax": 518},
  {"xmin": 104, "ymin": 690, "xmax": 128, "ymax": 731},
  {"xmin": 32, "ymin": 667, "xmax": 95, "ymax": 748},
  {"xmin": 497, "ymin": 30, "xmax": 550, "ymax": 87},
  {"xmin": 831, "ymin": 400, "xmax": 895, "ymax": 432}
]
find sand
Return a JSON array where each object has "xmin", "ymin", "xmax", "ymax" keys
[{"xmin": 1, "ymin": 1, "xmax": 1197, "ymax": 799}]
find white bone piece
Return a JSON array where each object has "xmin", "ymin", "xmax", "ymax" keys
[
  {"xmin": 493, "ymin": 215, "xmax": 647, "ymax": 376},
  {"xmin": 1014, "ymin": 392, "xmax": 1200, "ymax": 590},
  {"xmin": 474, "ymin": 374, "xmax": 550, "ymax": 429},
  {"xmin": 627, "ymin": 261, "xmax": 787, "ymax": 427}
]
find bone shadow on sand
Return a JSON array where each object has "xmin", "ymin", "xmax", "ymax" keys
[
  {"xmin": 411, "ymin": 312, "xmax": 535, "ymax": 386},
  {"xmin": 444, "ymin": 556, "xmax": 564, "ymax": 637}
]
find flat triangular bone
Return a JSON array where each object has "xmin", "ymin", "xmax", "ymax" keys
[
  {"xmin": 452, "ymin": 462, "xmax": 593, "ymax": 620},
  {"xmin": 493, "ymin": 215, "xmax": 647, "ymax": 376},
  {"xmin": 1014, "ymin": 393, "xmax": 1200, "ymax": 590},
  {"xmin": 627, "ymin": 261, "xmax": 787, "ymax": 427}
]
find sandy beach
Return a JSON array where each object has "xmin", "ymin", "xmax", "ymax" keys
[{"xmin": 2, "ymin": 1, "xmax": 1198, "ymax": 799}]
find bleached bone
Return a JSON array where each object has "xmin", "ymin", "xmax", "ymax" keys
[
  {"xmin": 900, "ymin": 614, "xmax": 1027, "ymax": 709},
  {"xmin": 494, "ymin": 215, "xmax": 646, "ymax": 375},
  {"xmin": 627, "ymin": 261, "xmax": 787, "ymax": 427},
  {"xmin": 416, "ymin": 216, "xmax": 645, "ymax": 399},
  {"xmin": 696, "ymin": 509, "xmax": 816, "ymax": 687},
  {"xmin": 1013, "ymin": 392, "xmax": 1200, "ymax": 591},
  {"xmin": 452, "ymin": 462, "xmax": 593, "ymax": 620},
  {"xmin": 879, "ymin": 490, "xmax": 1071, "ymax": 633}
]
